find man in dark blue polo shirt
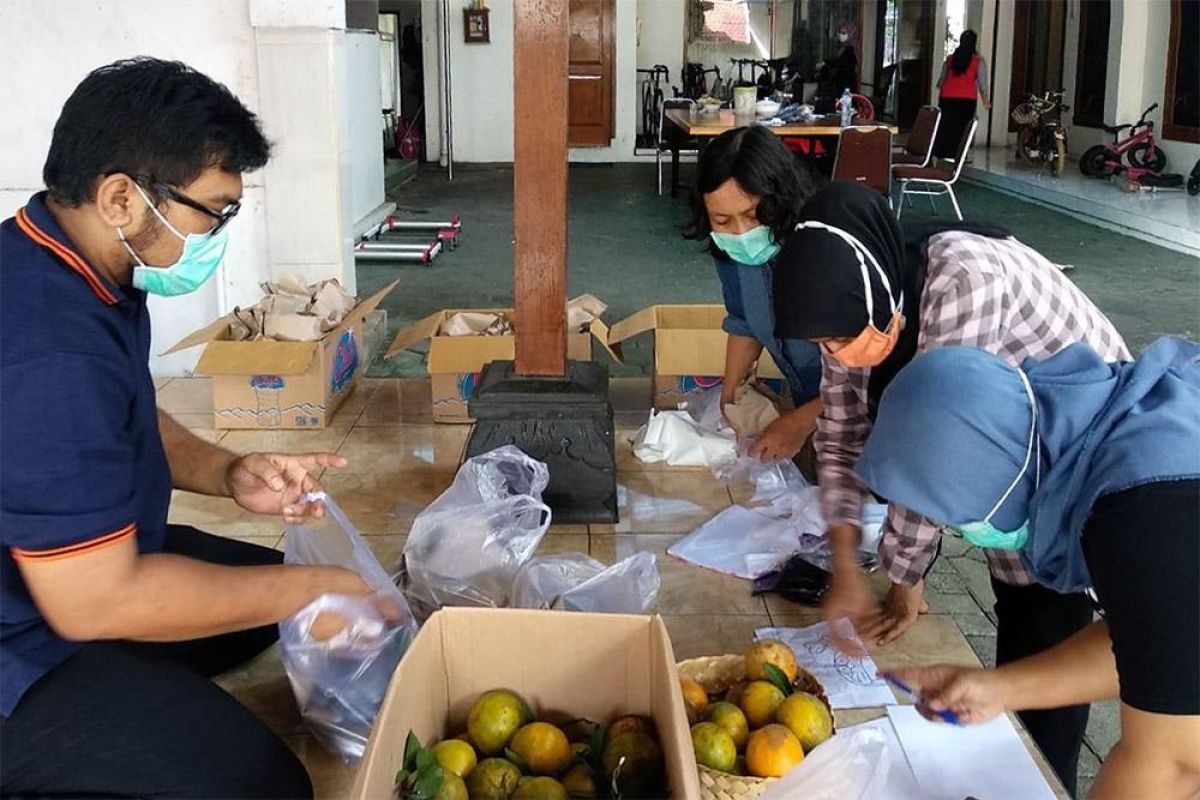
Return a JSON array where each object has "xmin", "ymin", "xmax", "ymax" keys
[{"xmin": 0, "ymin": 58, "xmax": 372, "ymax": 798}]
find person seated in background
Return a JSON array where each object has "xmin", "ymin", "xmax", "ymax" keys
[
  {"xmin": 687, "ymin": 126, "xmax": 824, "ymax": 474},
  {"xmin": 856, "ymin": 339, "xmax": 1200, "ymax": 799},
  {"xmin": 769, "ymin": 181, "xmax": 1130, "ymax": 796},
  {"xmin": 0, "ymin": 58, "xmax": 372, "ymax": 798}
]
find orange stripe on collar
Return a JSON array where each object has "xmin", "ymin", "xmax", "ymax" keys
[{"xmin": 14, "ymin": 207, "xmax": 118, "ymax": 305}]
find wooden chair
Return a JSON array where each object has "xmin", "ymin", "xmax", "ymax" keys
[
  {"xmin": 892, "ymin": 105, "xmax": 941, "ymax": 171},
  {"xmin": 657, "ymin": 98, "xmax": 699, "ymax": 197},
  {"xmin": 894, "ymin": 117, "xmax": 977, "ymax": 220},
  {"xmin": 832, "ymin": 126, "xmax": 894, "ymax": 202}
]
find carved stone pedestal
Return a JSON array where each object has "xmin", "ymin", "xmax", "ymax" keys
[{"xmin": 465, "ymin": 360, "xmax": 617, "ymax": 524}]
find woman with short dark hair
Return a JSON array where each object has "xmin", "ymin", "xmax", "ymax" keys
[{"xmin": 688, "ymin": 125, "xmax": 823, "ymax": 464}]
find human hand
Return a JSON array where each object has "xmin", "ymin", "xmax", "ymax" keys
[
  {"xmin": 822, "ymin": 564, "xmax": 881, "ymax": 656},
  {"xmin": 226, "ymin": 452, "xmax": 349, "ymax": 522},
  {"xmin": 984, "ymin": 98, "xmax": 993, "ymax": 111},
  {"xmin": 889, "ymin": 664, "xmax": 1009, "ymax": 725},
  {"xmin": 747, "ymin": 414, "xmax": 810, "ymax": 462},
  {"xmin": 861, "ymin": 579, "xmax": 929, "ymax": 646}
]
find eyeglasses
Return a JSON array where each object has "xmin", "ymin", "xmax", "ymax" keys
[
  {"xmin": 155, "ymin": 183, "xmax": 241, "ymax": 235},
  {"xmin": 130, "ymin": 175, "xmax": 241, "ymax": 235}
]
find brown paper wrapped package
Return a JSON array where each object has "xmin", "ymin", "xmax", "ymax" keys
[
  {"xmin": 227, "ymin": 275, "xmax": 359, "ymax": 343},
  {"xmin": 723, "ymin": 383, "xmax": 780, "ymax": 439}
]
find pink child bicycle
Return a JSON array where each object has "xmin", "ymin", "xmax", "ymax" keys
[{"xmin": 1079, "ymin": 103, "xmax": 1168, "ymax": 178}]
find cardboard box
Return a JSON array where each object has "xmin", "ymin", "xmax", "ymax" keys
[
  {"xmin": 608, "ymin": 304, "xmax": 785, "ymax": 410},
  {"xmin": 386, "ymin": 307, "xmax": 619, "ymax": 423},
  {"xmin": 352, "ymin": 607, "xmax": 700, "ymax": 799},
  {"xmin": 165, "ymin": 282, "xmax": 397, "ymax": 429}
]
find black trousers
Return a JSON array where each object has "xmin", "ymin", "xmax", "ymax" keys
[
  {"xmin": 0, "ymin": 526, "xmax": 312, "ymax": 799},
  {"xmin": 934, "ymin": 97, "xmax": 978, "ymax": 158},
  {"xmin": 992, "ymin": 577, "xmax": 1094, "ymax": 799}
]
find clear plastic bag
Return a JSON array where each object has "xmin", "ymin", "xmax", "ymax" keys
[
  {"xmin": 281, "ymin": 492, "xmax": 418, "ymax": 761},
  {"xmin": 511, "ymin": 552, "xmax": 660, "ymax": 614},
  {"xmin": 396, "ymin": 446, "xmax": 552, "ymax": 621},
  {"xmin": 711, "ymin": 447, "xmax": 810, "ymax": 501},
  {"xmin": 759, "ymin": 725, "xmax": 891, "ymax": 800}
]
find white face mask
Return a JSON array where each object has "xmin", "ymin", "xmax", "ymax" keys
[{"xmin": 837, "ymin": 32, "xmax": 849, "ymax": 43}]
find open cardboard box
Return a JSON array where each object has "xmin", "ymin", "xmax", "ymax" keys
[
  {"xmin": 608, "ymin": 304, "xmax": 784, "ymax": 410},
  {"xmin": 165, "ymin": 282, "xmax": 396, "ymax": 430},
  {"xmin": 353, "ymin": 607, "xmax": 700, "ymax": 799},
  {"xmin": 386, "ymin": 304, "xmax": 621, "ymax": 423}
]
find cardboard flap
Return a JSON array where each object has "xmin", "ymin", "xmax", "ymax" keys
[
  {"xmin": 607, "ymin": 306, "xmax": 659, "ymax": 345},
  {"xmin": 385, "ymin": 310, "xmax": 447, "ymax": 359},
  {"xmin": 587, "ymin": 319, "xmax": 623, "ymax": 364},
  {"xmin": 342, "ymin": 280, "xmax": 398, "ymax": 328},
  {"xmin": 194, "ymin": 340, "xmax": 319, "ymax": 376},
  {"xmin": 161, "ymin": 314, "xmax": 236, "ymax": 355}
]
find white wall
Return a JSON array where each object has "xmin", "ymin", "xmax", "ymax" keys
[
  {"xmin": 637, "ymin": 0, "xmax": 685, "ymax": 73},
  {"xmin": 425, "ymin": 0, "xmax": 645, "ymax": 163},
  {"xmin": 0, "ymin": 0, "xmax": 268, "ymax": 376},
  {"xmin": 0, "ymin": 0, "xmax": 388, "ymax": 375}
]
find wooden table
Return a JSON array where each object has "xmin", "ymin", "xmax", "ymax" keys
[{"xmin": 662, "ymin": 107, "xmax": 899, "ymax": 196}]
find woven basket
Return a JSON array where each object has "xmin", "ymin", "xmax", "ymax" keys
[
  {"xmin": 677, "ymin": 654, "xmax": 834, "ymax": 800},
  {"xmin": 1010, "ymin": 102, "xmax": 1038, "ymax": 126}
]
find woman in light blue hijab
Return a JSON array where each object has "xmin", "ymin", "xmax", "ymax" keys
[{"xmin": 855, "ymin": 337, "xmax": 1200, "ymax": 798}]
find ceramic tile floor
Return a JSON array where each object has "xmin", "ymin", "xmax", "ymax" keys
[{"xmin": 161, "ymin": 375, "xmax": 1066, "ymax": 798}]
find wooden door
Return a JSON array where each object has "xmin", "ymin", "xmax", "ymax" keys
[
  {"xmin": 1008, "ymin": 0, "xmax": 1067, "ymax": 131},
  {"xmin": 568, "ymin": 0, "xmax": 615, "ymax": 147}
]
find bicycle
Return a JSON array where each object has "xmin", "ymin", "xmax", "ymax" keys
[
  {"xmin": 637, "ymin": 65, "xmax": 670, "ymax": 150},
  {"xmin": 1011, "ymin": 91, "xmax": 1069, "ymax": 176},
  {"xmin": 1079, "ymin": 103, "xmax": 1168, "ymax": 177}
]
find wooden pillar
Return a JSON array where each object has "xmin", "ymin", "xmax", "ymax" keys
[{"xmin": 512, "ymin": 0, "xmax": 569, "ymax": 376}]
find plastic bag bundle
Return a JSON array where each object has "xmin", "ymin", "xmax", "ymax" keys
[
  {"xmin": 397, "ymin": 446, "xmax": 552, "ymax": 621},
  {"xmin": 511, "ymin": 552, "xmax": 660, "ymax": 614},
  {"xmin": 281, "ymin": 492, "xmax": 418, "ymax": 761}
]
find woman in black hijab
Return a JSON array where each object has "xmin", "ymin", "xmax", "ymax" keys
[{"xmin": 772, "ymin": 182, "xmax": 1131, "ymax": 797}]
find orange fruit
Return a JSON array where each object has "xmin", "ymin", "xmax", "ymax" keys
[
  {"xmin": 776, "ymin": 691, "xmax": 833, "ymax": 752},
  {"xmin": 705, "ymin": 702, "xmax": 750, "ymax": 749},
  {"xmin": 606, "ymin": 714, "xmax": 655, "ymax": 743},
  {"xmin": 512, "ymin": 776, "xmax": 569, "ymax": 800},
  {"xmin": 744, "ymin": 724, "xmax": 805, "ymax": 778},
  {"xmin": 738, "ymin": 680, "xmax": 786, "ymax": 729},
  {"xmin": 560, "ymin": 763, "xmax": 599, "ymax": 798},
  {"xmin": 690, "ymin": 722, "xmax": 737, "ymax": 773},
  {"xmin": 744, "ymin": 639, "xmax": 799, "ymax": 685},
  {"xmin": 465, "ymin": 758, "xmax": 522, "ymax": 800},
  {"xmin": 602, "ymin": 731, "xmax": 665, "ymax": 798},
  {"xmin": 431, "ymin": 738, "xmax": 478, "ymax": 778},
  {"xmin": 434, "ymin": 772, "xmax": 468, "ymax": 800},
  {"xmin": 509, "ymin": 722, "xmax": 572, "ymax": 776},
  {"xmin": 680, "ymin": 677, "xmax": 709, "ymax": 721},
  {"xmin": 467, "ymin": 689, "xmax": 534, "ymax": 755}
]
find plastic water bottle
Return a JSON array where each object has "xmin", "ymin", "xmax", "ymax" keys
[{"xmin": 840, "ymin": 88, "xmax": 853, "ymax": 127}]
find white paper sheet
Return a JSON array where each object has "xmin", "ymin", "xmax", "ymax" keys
[
  {"xmin": 837, "ymin": 717, "xmax": 924, "ymax": 800},
  {"xmin": 754, "ymin": 620, "xmax": 897, "ymax": 709},
  {"xmin": 887, "ymin": 704, "xmax": 1057, "ymax": 800}
]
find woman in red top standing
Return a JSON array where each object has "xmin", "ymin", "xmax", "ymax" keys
[{"xmin": 934, "ymin": 30, "xmax": 991, "ymax": 160}]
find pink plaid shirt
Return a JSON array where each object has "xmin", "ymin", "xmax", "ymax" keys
[{"xmin": 816, "ymin": 232, "xmax": 1130, "ymax": 587}]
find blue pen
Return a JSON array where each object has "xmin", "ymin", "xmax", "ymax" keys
[{"xmin": 880, "ymin": 672, "xmax": 961, "ymax": 725}]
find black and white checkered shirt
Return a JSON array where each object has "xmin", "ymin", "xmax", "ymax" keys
[{"xmin": 816, "ymin": 231, "xmax": 1131, "ymax": 587}]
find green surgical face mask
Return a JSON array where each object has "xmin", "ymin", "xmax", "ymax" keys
[
  {"xmin": 119, "ymin": 183, "xmax": 227, "ymax": 296},
  {"xmin": 948, "ymin": 368, "xmax": 1040, "ymax": 552},
  {"xmin": 710, "ymin": 225, "xmax": 781, "ymax": 266},
  {"xmin": 952, "ymin": 518, "xmax": 1030, "ymax": 550}
]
